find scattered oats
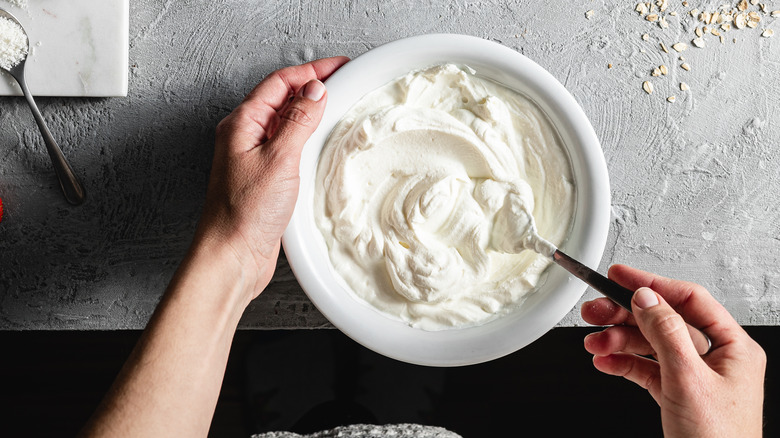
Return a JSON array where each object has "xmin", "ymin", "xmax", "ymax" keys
[
  {"xmin": 772, "ymin": 11, "xmax": 780, "ymax": 18},
  {"xmin": 660, "ymin": 42, "xmax": 670, "ymax": 52},
  {"xmin": 672, "ymin": 42, "xmax": 688, "ymax": 51},
  {"xmin": 642, "ymin": 33, "xmax": 650, "ymax": 41},
  {"xmin": 646, "ymin": 13, "xmax": 659, "ymax": 21},
  {"xmin": 652, "ymin": 67, "xmax": 662, "ymax": 76},
  {"xmin": 748, "ymin": 11, "xmax": 760, "ymax": 22},
  {"xmin": 636, "ymin": 2, "xmax": 648, "ymax": 14},
  {"xmin": 670, "ymin": 11, "xmax": 678, "ymax": 16},
  {"xmin": 703, "ymin": 26, "xmax": 711, "ymax": 34},
  {"xmin": 738, "ymin": 0, "xmax": 748, "ymax": 11},
  {"xmin": 659, "ymin": 17, "xmax": 669, "ymax": 28},
  {"xmin": 695, "ymin": 27, "xmax": 703, "ymax": 37},
  {"xmin": 679, "ymin": 55, "xmax": 685, "ymax": 60},
  {"xmin": 747, "ymin": 19, "xmax": 758, "ymax": 28},
  {"xmin": 735, "ymin": 13, "xmax": 747, "ymax": 29},
  {"xmin": 681, "ymin": 62, "xmax": 691, "ymax": 70},
  {"xmin": 643, "ymin": 81, "xmax": 654, "ymax": 94},
  {"xmin": 760, "ymin": 4, "xmax": 767, "ymax": 13},
  {"xmin": 667, "ymin": 96, "xmax": 676, "ymax": 102},
  {"xmin": 750, "ymin": 0, "xmax": 758, "ymax": 5},
  {"xmin": 733, "ymin": 38, "xmax": 737, "ymax": 42},
  {"xmin": 641, "ymin": 48, "xmax": 647, "ymax": 53},
  {"xmin": 712, "ymin": 11, "xmax": 721, "ymax": 24},
  {"xmin": 657, "ymin": 0, "xmax": 668, "ymax": 12},
  {"xmin": 721, "ymin": 23, "xmax": 732, "ymax": 31},
  {"xmin": 680, "ymin": 82, "xmax": 690, "ymax": 91},
  {"xmin": 586, "ymin": 9, "xmax": 595, "ymax": 19},
  {"xmin": 660, "ymin": 64, "xmax": 669, "ymax": 75},
  {"xmin": 690, "ymin": 8, "xmax": 699, "ymax": 16},
  {"xmin": 711, "ymin": 28, "xmax": 720, "ymax": 36},
  {"xmin": 692, "ymin": 37, "xmax": 705, "ymax": 47},
  {"xmin": 682, "ymin": 1, "xmax": 689, "ymax": 6},
  {"xmin": 720, "ymin": 34, "xmax": 726, "ymax": 43},
  {"xmin": 762, "ymin": 29, "xmax": 774, "ymax": 37},
  {"xmin": 699, "ymin": 12, "xmax": 711, "ymax": 23}
]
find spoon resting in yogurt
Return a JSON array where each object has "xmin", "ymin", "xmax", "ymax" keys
[{"xmin": 497, "ymin": 194, "xmax": 712, "ymax": 356}]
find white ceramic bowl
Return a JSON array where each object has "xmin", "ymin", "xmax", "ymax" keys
[{"xmin": 282, "ymin": 34, "xmax": 610, "ymax": 366}]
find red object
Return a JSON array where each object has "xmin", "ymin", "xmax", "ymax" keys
[{"xmin": 0, "ymin": 197, "xmax": 3, "ymax": 223}]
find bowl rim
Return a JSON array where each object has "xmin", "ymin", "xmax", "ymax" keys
[{"xmin": 282, "ymin": 33, "xmax": 611, "ymax": 367}]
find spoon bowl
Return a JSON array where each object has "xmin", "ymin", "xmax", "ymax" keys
[{"xmin": 0, "ymin": 9, "xmax": 85, "ymax": 205}]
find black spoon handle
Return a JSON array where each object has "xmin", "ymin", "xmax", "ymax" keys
[{"xmin": 553, "ymin": 250, "xmax": 634, "ymax": 310}]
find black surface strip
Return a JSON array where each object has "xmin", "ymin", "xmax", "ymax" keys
[{"xmin": 0, "ymin": 327, "xmax": 776, "ymax": 437}]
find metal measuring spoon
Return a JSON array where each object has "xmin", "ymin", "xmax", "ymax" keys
[{"xmin": 0, "ymin": 9, "xmax": 85, "ymax": 205}]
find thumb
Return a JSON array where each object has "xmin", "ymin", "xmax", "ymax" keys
[
  {"xmin": 632, "ymin": 287, "xmax": 700, "ymax": 372},
  {"xmin": 270, "ymin": 79, "xmax": 328, "ymax": 154}
]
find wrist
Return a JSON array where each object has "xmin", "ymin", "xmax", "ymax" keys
[{"xmin": 184, "ymin": 231, "xmax": 272, "ymax": 309}]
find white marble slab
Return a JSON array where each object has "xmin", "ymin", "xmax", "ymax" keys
[{"xmin": 0, "ymin": 0, "xmax": 128, "ymax": 97}]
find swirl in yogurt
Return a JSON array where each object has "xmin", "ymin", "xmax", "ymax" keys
[{"xmin": 314, "ymin": 64, "xmax": 575, "ymax": 330}]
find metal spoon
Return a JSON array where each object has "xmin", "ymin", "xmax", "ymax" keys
[
  {"xmin": 510, "ymin": 208, "xmax": 712, "ymax": 355},
  {"xmin": 0, "ymin": 9, "xmax": 85, "ymax": 205},
  {"xmin": 552, "ymin": 249, "xmax": 712, "ymax": 355}
]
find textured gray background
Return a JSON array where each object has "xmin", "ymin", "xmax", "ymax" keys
[{"xmin": 1, "ymin": 0, "xmax": 779, "ymax": 329}]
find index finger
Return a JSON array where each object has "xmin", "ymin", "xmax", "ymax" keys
[{"xmin": 608, "ymin": 264, "xmax": 741, "ymax": 349}]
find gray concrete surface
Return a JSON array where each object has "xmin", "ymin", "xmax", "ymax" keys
[{"xmin": 1, "ymin": 0, "xmax": 779, "ymax": 329}]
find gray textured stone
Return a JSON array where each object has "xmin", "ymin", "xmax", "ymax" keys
[{"xmin": 1, "ymin": 0, "xmax": 779, "ymax": 330}]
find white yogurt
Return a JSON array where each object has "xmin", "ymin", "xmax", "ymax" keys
[{"xmin": 314, "ymin": 64, "xmax": 575, "ymax": 330}]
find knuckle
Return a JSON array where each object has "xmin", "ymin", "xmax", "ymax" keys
[
  {"xmin": 643, "ymin": 371, "xmax": 657, "ymax": 391},
  {"xmin": 607, "ymin": 326, "xmax": 630, "ymax": 352},
  {"xmin": 651, "ymin": 312, "xmax": 686, "ymax": 338},
  {"xmin": 749, "ymin": 339, "xmax": 767, "ymax": 366},
  {"xmin": 216, "ymin": 107, "xmax": 251, "ymax": 138},
  {"xmin": 271, "ymin": 65, "xmax": 297, "ymax": 79},
  {"xmin": 231, "ymin": 106, "xmax": 255, "ymax": 124},
  {"xmin": 215, "ymin": 115, "xmax": 235, "ymax": 138},
  {"xmin": 280, "ymin": 102, "xmax": 314, "ymax": 128}
]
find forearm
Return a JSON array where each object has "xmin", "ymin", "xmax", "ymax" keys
[
  {"xmin": 80, "ymin": 58, "xmax": 345, "ymax": 437},
  {"xmin": 81, "ymin": 241, "xmax": 263, "ymax": 437}
]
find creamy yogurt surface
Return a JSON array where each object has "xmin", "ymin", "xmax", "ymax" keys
[{"xmin": 314, "ymin": 64, "xmax": 575, "ymax": 330}]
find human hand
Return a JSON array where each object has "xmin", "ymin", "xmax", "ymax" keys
[
  {"xmin": 192, "ymin": 56, "xmax": 350, "ymax": 302},
  {"xmin": 581, "ymin": 264, "xmax": 766, "ymax": 438}
]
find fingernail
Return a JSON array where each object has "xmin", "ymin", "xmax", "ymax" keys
[
  {"xmin": 301, "ymin": 80, "xmax": 325, "ymax": 101},
  {"xmin": 634, "ymin": 287, "xmax": 659, "ymax": 309}
]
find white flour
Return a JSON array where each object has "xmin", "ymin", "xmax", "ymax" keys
[
  {"xmin": 0, "ymin": 16, "xmax": 28, "ymax": 70},
  {"xmin": 3, "ymin": 0, "xmax": 28, "ymax": 9}
]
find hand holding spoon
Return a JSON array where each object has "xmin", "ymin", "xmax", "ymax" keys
[
  {"xmin": 500, "ymin": 198, "xmax": 712, "ymax": 355},
  {"xmin": 0, "ymin": 9, "xmax": 85, "ymax": 205}
]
